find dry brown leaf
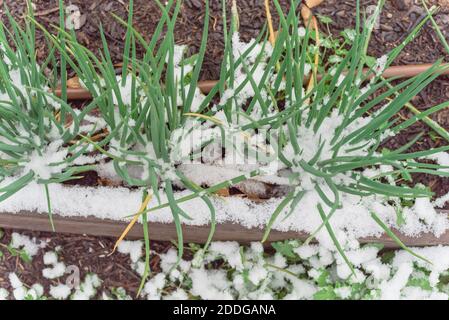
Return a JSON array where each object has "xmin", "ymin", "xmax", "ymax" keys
[
  {"xmin": 305, "ymin": 0, "xmax": 324, "ymax": 9},
  {"xmin": 91, "ymin": 129, "xmax": 109, "ymax": 142},
  {"xmin": 235, "ymin": 180, "xmax": 271, "ymax": 200},
  {"xmin": 301, "ymin": 5, "xmax": 312, "ymax": 23},
  {"xmin": 215, "ymin": 188, "xmax": 230, "ymax": 197},
  {"xmin": 67, "ymin": 76, "xmax": 82, "ymax": 89},
  {"xmin": 65, "ymin": 4, "xmax": 86, "ymax": 30},
  {"xmin": 98, "ymin": 177, "xmax": 122, "ymax": 187},
  {"xmin": 306, "ymin": 16, "xmax": 320, "ymax": 94}
]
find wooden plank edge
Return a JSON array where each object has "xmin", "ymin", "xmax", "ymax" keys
[{"xmin": 1, "ymin": 211, "xmax": 449, "ymax": 248}]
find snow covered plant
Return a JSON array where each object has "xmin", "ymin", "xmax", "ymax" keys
[
  {"xmin": 136, "ymin": 240, "xmax": 449, "ymax": 300},
  {"xmin": 20, "ymin": 0, "xmax": 449, "ymax": 285},
  {"xmin": 37, "ymin": 0, "xmax": 222, "ymax": 292},
  {"xmin": 0, "ymin": 5, "xmax": 97, "ymax": 230},
  {"xmin": 194, "ymin": 0, "xmax": 449, "ymax": 268}
]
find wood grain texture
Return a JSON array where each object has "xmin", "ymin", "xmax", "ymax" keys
[{"xmin": 0, "ymin": 211, "xmax": 448, "ymax": 248}]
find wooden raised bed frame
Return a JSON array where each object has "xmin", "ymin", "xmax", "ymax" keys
[
  {"xmin": 1, "ymin": 63, "xmax": 449, "ymax": 247},
  {"xmin": 1, "ymin": 211, "xmax": 449, "ymax": 247}
]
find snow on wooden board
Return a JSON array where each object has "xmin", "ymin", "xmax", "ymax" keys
[{"xmin": 0, "ymin": 181, "xmax": 449, "ymax": 246}]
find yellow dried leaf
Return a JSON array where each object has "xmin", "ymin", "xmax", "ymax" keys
[
  {"xmin": 215, "ymin": 188, "xmax": 230, "ymax": 197},
  {"xmin": 111, "ymin": 193, "xmax": 153, "ymax": 254},
  {"xmin": 265, "ymin": 0, "xmax": 276, "ymax": 45},
  {"xmin": 305, "ymin": 0, "xmax": 324, "ymax": 9},
  {"xmin": 301, "ymin": 5, "xmax": 312, "ymax": 23},
  {"xmin": 67, "ymin": 76, "xmax": 82, "ymax": 89}
]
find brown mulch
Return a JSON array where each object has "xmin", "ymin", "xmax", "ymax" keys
[
  {"xmin": 1, "ymin": 0, "xmax": 449, "ymax": 298},
  {"xmin": 0, "ymin": 228, "xmax": 171, "ymax": 299}
]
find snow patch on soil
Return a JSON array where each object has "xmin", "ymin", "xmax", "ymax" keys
[{"xmin": 10, "ymin": 232, "xmax": 44, "ymax": 258}]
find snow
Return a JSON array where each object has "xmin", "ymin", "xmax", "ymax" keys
[
  {"xmin": 8, "ymin": 273, "xmax": 28, "ymax": 300},
  {"xmin": 143, "ymin": 273, "xmax": 166, "ymax": 300},
  {"xmin": 336, "ymin": 263, "xmax": 352, "ymax": 280},
  {"xmin": 117, "ymin": 240, "xmax": 143, "ymax": 263},
  {"xmin": 134, "ymin": 261, "xmax": 145, "ymax": 276},
  {"xmin": 9, "ymin": 273, "xmax": 23, "ymax": 289},
  {"xmin": 22, "ymin": 139, "xmax": 68, "ymax": 179},
  {"xmin": 379, "ymin": 263, "xmax": 413, "ymax": 300},
  {"xmin": 179, "ymin": 84, "xmax": 206, "ymax": 113},
  {"xmin": 5, "ymin": 231, "xmax": 449, "ymax": 300},
  {"xmin": 318, "ymin": 247, "xmax": 334, "ymax": 267},
  {"xmin": 112, "ymin": 75, "xmax": 134, "ymax": 106},
  {"xmin": 218, "ymin": 89, "xmax": 235, "ymax": 106},
  {"xmin": 424, "ymin": 152, "xmax": 449, "ymax": 172},
  {"xmin": 31, "ymin": 284, "xmax": 44, "ymax": 298},
  {"xmin": 26, "ymin": 284, "xmax": 43, "ymax": 300},
  {"xmin": 163, "ymin": 288, "xmax": 189, "ymax": 300},
  {"xmin": 159, "ymin": 249, "xmax": 179, "ymax": 272},
  {"xmin": 0, "ymin": 180, "xmax": 143, "ymax": 221},
  {"xmin": 42, "ymin": 251, "xmax": 66, "ymax": 279},
  {"xmin": 283, "ymin": 277, "xmax": 317, "ymax": 300},
  {"xmin": 336, "ymin": 74, "xmax": 346, "ymax": 86},
  {"xmin": 43, "ymin": 251, "xmax": 58, "ymax": 265},
  {"xmin": 208, "ymin": 242, "xmax": 243, "ymax": 270},
  {"xmin": 8, "ymin": 272, "xmax": 44, "ymax": 300},
  {"xmin": 50, "ymin": 284, "xmax": 72, "ymax": 300},
  {"xmin": 434, "ymin": 191, "xmax": 449, "ymax": 208},
  {"xmin": 348, "ymin": 269, "xmax": 367, "ymax": 284},
  {"xmin": 72, "ymin": 274, "xmax": 101, "ymax": 300},
  {"xmin": 116, "ymin": 240, "xmax": 145, "ymax": 276},
  {"xmin": 363, "ymin": 258, "xmax": 391, "ymax": 281},
  {"xmin": 1, "ymin": 177, "xmax": 448, "ymax": 249},
  {"xmin": 43, "ymin": 262, "xmax": 66, "ymax": 279},
  {"xmin": 393, "ymin": 246, "xmax": 449, "ymax": 287},
  {"xmin": 335, "ymin": 287, "xmax": 352, "ymax": 299},
  {"xmin": 10, "ymin": 233, "xmax": 42, "ymax": 258},
  {"xmin": 272, "ymin": 253, "xmax": 287, "ymax": 269},
  {"xmin": 226, "ymin": 33, "xmax": 274, "ymax": 112},
  {"xmin": 294, "ymin": 245, "xmax": 319, "ymax": 259},
  {"xmin": 374, "ymin": 55, "xmax": 388, "ymax": 76},
  {"xmin": 190, "ymin": 268, "xmax": 234, "ymax": 300},
  {"xmin": 0, "ymin": 288, "xmax": 9, "ymax": 300},
  {"xmin": 343, "ymin": 246, "xmax": 379, "ymax": 267},
  {"xmin": 401, "ymin": 287, "xmax": 448, "ymax": 300},
  {"xmin": 12, "ymin": 287, "xmax": 27, "ymax": 300},
  {"xmin": 250, "ymin": 241, "xmax": 264, "ymax": 254},
  {"xmin": 248, "ymin": 264, "xmax": 269, "ymax": 286},
  {"xmin": 414, "ymin": 198, "xmax": 439, "ymax": 226}
]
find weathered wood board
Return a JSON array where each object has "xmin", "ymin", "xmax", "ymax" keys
[{"xmin": 1, "ymin": 211, "xmax": 448, "ymax": 248}]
